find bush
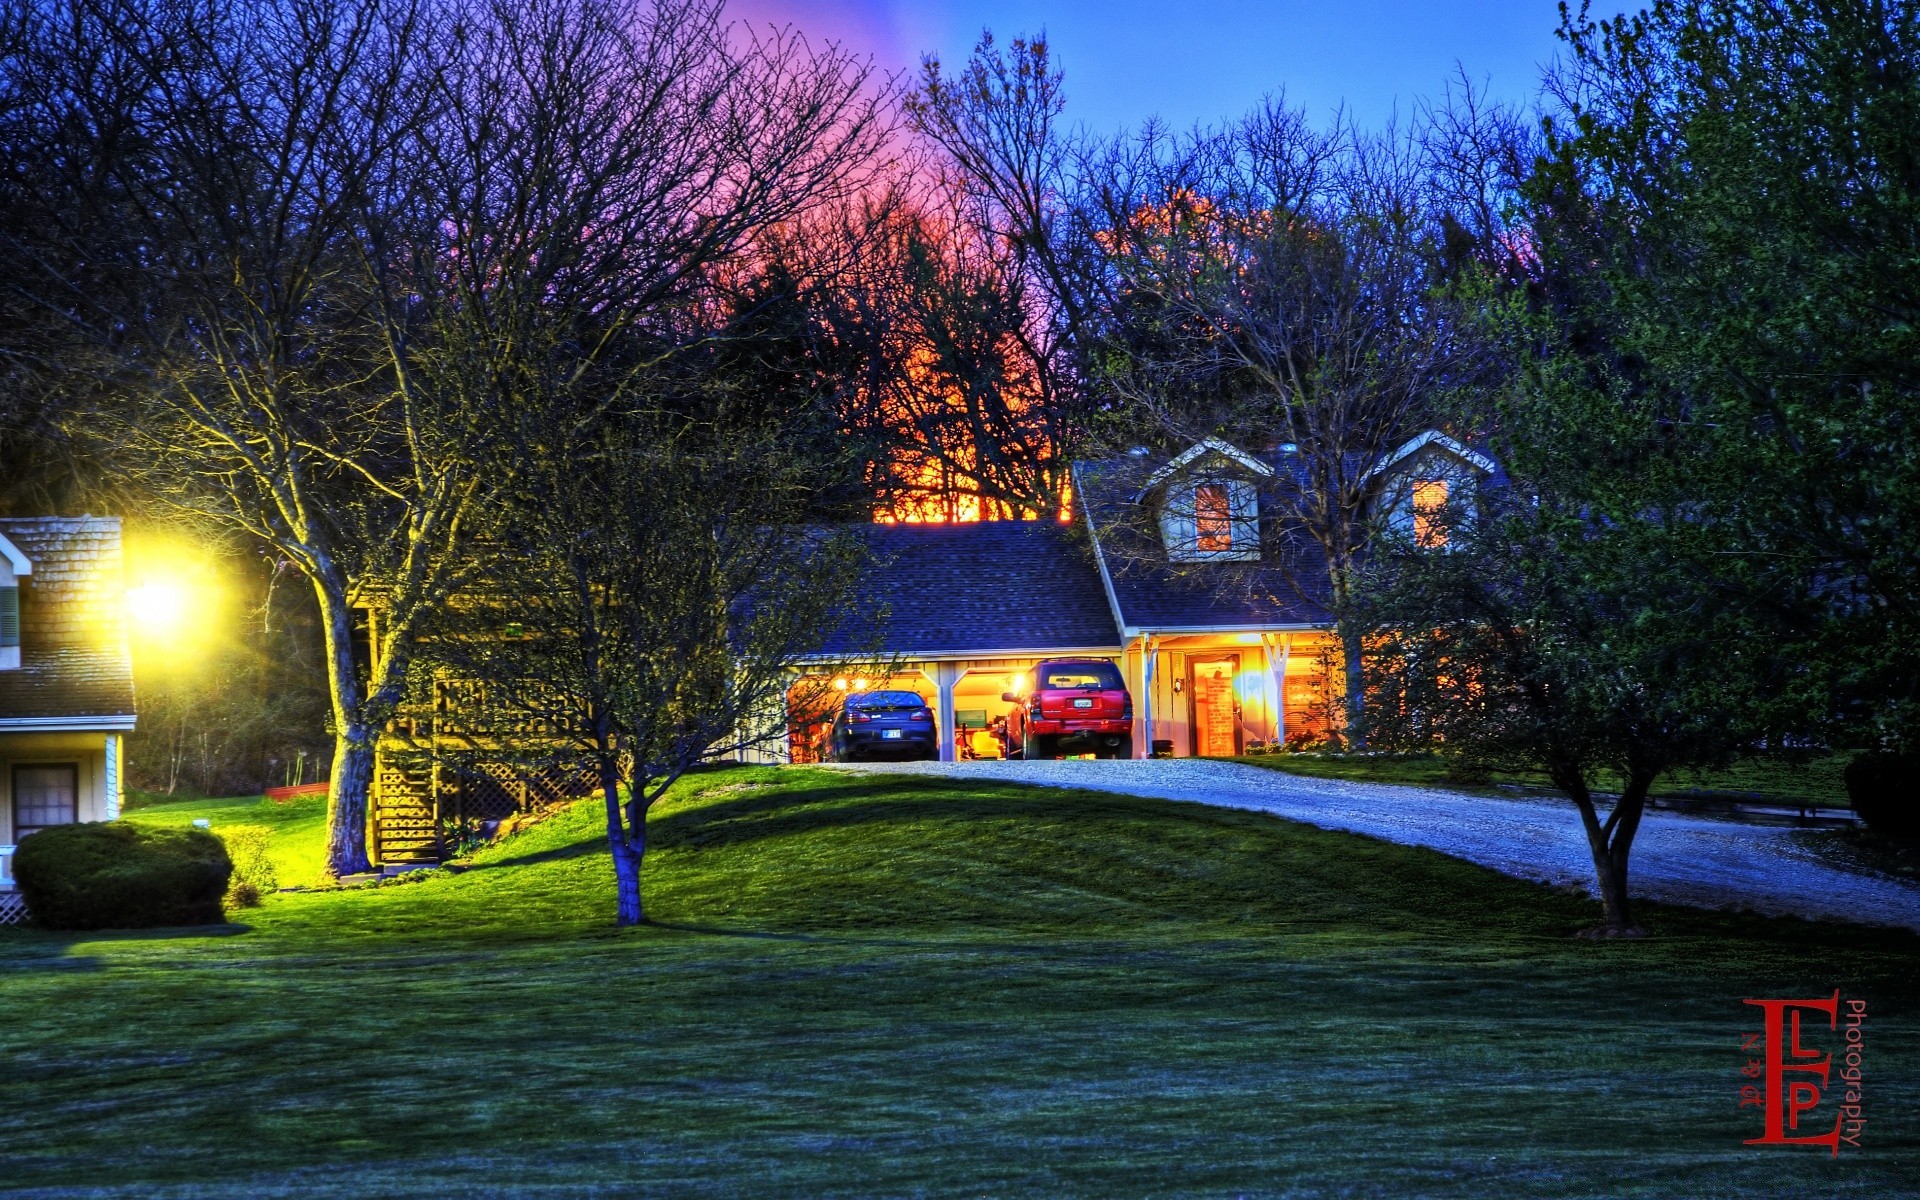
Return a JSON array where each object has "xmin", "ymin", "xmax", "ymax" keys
[
  {"xmin": 1843, "ymin": 752, "xmax": 1920, "ymax": 837},
  {"xmin": 217, "ymin": 825, "xmax": 277, "ymax": 907},
  {"xmin": 11, "ymin": 822, "xmax": 233, "ymax": 930}
]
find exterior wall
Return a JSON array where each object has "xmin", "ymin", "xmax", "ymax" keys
[
  {"xmin": 1125, "ymin": 631, "xmax": 1338, "ymax": 757},
  {"xmin": 0, "ymin": 730, "xmax": 115, "ymax": 889}
]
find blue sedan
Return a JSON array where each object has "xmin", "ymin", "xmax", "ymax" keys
[{"xmin": 829, "ymin": 690, "xmax": 938, "ymax": 761}]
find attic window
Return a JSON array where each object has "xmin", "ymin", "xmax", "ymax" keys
[
  {"xmin": 1195, "ymin": 485, "xmax": 1232, "ymax": 552},
  {"xmin": 1412, "ymin": 480, "xmax": 1448, "ymax": 547}
]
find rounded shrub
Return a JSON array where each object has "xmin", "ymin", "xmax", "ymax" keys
[
  {"xmin": 12, "ymin": 822, "xmax": 234, "ymax": 930},
  {"xmin": 1843, "ymin": 752, "xmax": 1920, "ymax": 838}
]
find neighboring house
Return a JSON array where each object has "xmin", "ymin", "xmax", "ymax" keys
[
  {"xmin": 764, "ymin": 429, "xmax": 1500, "ymax": 765},
  {"xmin": 0, "ymin": 518, "xmax": 137, "ymax": 918}
]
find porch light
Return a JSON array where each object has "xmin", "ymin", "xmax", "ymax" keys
[
  {"xmin": 126, "ymin": 579, "xmax": 190, "ymax": 636},
  {"xmin": 853, "ymin": 678, "xmax": 869, "ymax": 691},
  {"xmin": 833, "ymin": 677, "xmax": 849, "ymax": 691}
]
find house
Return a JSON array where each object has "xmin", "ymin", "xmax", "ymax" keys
[
  {"xmin": 770, "ymin": 430, "xmax": 1499, "ymax": 763},
  {"xmin": 362, "ymin": 430, "xmax": 1498, "ymax": 866},
  {"xmin": 0, "ymin": 518, "xmax": 137, "ymax": 919}
]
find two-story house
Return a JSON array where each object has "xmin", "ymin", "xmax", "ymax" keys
[
  {"xmin": 773, "ymin": 430, "xmax": 1498, "ymax": 763},
  {"xmin": 0, "ymin": 518, "xmax": 138, "ymax": 920}
]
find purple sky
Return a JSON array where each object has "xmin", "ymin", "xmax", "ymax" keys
[{"xmin": 732, "ymin": 1, "xmax": 1602, "ymax": 134}]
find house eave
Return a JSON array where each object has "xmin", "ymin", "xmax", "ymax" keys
[
  {"xmin": 0, "ymin": 715, "xmax": 136, "ymax": 732},
  {"xmin": 794, "ymin": 644, "xmax": 1125, "ymax": 667}
]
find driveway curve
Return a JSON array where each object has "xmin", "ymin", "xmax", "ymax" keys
[{"xmin": 833, "ymin": 758, "xmax": 1920, "ymax": 933}]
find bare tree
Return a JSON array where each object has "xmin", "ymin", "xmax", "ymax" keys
[
  {"xmin": 816, "ymin": 32, "xmax": 1105, "ymax": 517},
  {"xmin": 1085, "ymin": 102, "xmax": 1489, "ymax": 741},
  {"xmin": 436, "ymin": 390, "xmax": 879, "ymax": 926},
  {"xmin": 0, "ymin": 0, "xmax": 886, "ymax": 875}
]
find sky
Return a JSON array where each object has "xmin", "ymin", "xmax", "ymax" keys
[{"xmin": 732, "ymin": 1, "xmax": 1599, "ymax": 136}]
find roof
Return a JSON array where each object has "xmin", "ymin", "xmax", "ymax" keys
[
  {"xmin": 1356, "ymin": 430, "xmax": 1499, "ymax": 487},
  {"xmin": 820, "ymin": 521, "xmax": 1121, "ymax": 657},
  {"xmin": 1137, "ymin": 437, "xmax": 1275, "ymax": 498},
  {"xmin": 0, "ymin": 517, "xmax": 136, "ymax": 724},
  {"xmin": 1077, "ymin": 459, "xmax": 1333, "ymax": 634}
]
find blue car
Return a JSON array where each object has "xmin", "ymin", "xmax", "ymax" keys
[{"xmin": 829, "ymin": 690, "xmax": 938, "ymax": 761}]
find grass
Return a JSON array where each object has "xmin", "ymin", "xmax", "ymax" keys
[
  {"xmin": 1234, "ymin": 750, "xmax": 1857, "ymax": 807},
  {"xmin": 3, "ymin": 768, "xmax": 1915, "ymax": 1197},
  {"xmin": 121, "ymin": 788, "xmax": 333, "ymax": 887}
]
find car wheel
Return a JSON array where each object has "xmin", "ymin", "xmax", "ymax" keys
[
  {"xmin": 1113, "ymin": 736, "xmax": 1133, "ymax": 760},
  {"xmin": 1024, "ymin": 733, "xmax": 1055, "ymax": 760}
]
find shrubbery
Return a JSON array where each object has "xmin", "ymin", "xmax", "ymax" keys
[
  {"xmin": 217, "ymin": 825, "xmax": 277, "ymax": 907},
  {"xmin": 11, "ymin": 822, "xmax": 233, "ymax": 930},
  {"xmin": 1844, "ymin": 753, "xmax": 1920, "ymax": 838}
]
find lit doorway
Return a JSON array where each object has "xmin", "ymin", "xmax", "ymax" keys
[{"xmin": 1188, "ymin": 654, "xmax": 1241, "ymax": 757}]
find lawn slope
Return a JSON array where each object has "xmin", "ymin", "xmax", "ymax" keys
[{"xmin": 2, "ymin": 768, "xmax": 1915, "ymax": 1198}]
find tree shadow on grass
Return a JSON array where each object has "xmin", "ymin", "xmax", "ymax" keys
[
  {"xmin": 646, "ymin": 777, "xmax": 1148, "ymax": 852},
  {"xmin": 467, "ymin": 777, "xmax": 1057, "ymax": 870},
  {"xmin": 0, "ymin": 920, "xmax": 254, "ymax": 970}
]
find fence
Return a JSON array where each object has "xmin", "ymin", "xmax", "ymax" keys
[{"xmin": 0, "ymin": 846, "xmax": 24, "ymax": 925}]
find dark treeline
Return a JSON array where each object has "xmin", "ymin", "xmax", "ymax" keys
[{"xmin": 2, "ymin": 0, "xmax": 1915, "ymax": 927}]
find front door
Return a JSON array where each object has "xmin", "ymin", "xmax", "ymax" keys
[{"xmin": 1188, "ymin": 655, "xmax": 1242, "ymax": 757}]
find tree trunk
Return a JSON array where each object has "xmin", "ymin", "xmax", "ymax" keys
[
  {"xmin": 1339, "ymin": 622, "xmax": 1367, "ymax": 751},
  {"xmin": 601, "ymin": 759, "xmax": 644, "ymax": 925},
  {"xmin": 315, "ymin": 574, "xmax": 373, "ymax": 878},
  {"xmin": 1564, "ymin": 767, "xmax": 1652, "ymax": 934},
  {"xmin": 325, "ymin": 732, "xmax": 375, "ymax": 877}
]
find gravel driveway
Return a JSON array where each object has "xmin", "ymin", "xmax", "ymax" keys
[{"xmin": 835, "ymin": 758, "xmax": 1920, "ymax": 933}]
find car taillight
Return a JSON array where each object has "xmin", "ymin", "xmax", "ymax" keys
[
  {"xmin": 912, "ymin": 708, "xmax": 931, "ymax": 721},
  {"xmin": 851, "ymin": 711, "xmax": 871, "ymax": 723},
  {"xmin": 1123, "ymin": 696, "xmax": 1134, "ymax": 719},
  {"xmin": 1029, "ymin": 695, "xmax": 1043, "ymax": 717}
]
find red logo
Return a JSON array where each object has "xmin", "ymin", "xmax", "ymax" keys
[{"xmin": 1740, "ymin": 990, "xmax": 1866, "ymax": 1154}]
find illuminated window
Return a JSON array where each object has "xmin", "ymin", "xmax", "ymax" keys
[
  {"xmin": 1412, "ymin": 480, "xmax": 1449, "ymax": 547},
  {"xmin": 1195, "ymin": 484, "xmax": 1232, "ymax": 552}
]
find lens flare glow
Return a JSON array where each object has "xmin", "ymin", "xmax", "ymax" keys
[{"xmin": 126, "ymin": 579, "xmax": 191, "ymax": 636}]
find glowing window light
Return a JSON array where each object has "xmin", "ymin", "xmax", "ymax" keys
[{"xmin": 1413, "ymin": 480, "xmax": 1449, "ymax": 547}]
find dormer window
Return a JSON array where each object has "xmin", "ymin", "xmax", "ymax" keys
[
  {"xmin": 1412, "ymin": 480, "xmax": 1448, "ymax": 548},
  {"xmin": 1195, "ymin": 485, "xmax": 1232, "ymax": 552},
  {"xmin": 1161, "ymin": 477, "xmax": 1258, "ymax": 561}
]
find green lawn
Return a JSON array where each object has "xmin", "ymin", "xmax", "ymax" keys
[
  {"xmin": 4, "ymin": 768, "xmax": 1915, "ymax": 1197},
  {"xmin": 1234, "ymin": 750, "xmax": 1857, "ymax": 807},
  {"xmin": 122, "ymin": 788, "xmax": 333, "ymax": 888}
]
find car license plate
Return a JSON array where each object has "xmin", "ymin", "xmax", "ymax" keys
[
  {"xmin": 1073, "ymin": 698, "xmax": 1094, "ymax": 709},
  {"xmin": 882, "ymin": 729, "xmax": 902, "ymax": 739}
]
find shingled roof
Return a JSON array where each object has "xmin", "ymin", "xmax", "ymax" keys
[
  {"xmin": 1075, "ymin": 457, "xmax": 1334, "ymax": 634},
  {"xmin": 0, "ymin": 517, "xmax": 136, "ymax": 725},
  {"xmin": 818, "ymin": 521, "xmax": 1121, "ymax": 657}
]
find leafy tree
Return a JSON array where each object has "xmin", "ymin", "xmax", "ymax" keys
[
  {"xmin": 1355, "ymin": 404, "xmax": 1765, "ymax": 933},
  {"xmin": 1536, "ymin": 0, "xmax": 1920, "ymax": 756}
]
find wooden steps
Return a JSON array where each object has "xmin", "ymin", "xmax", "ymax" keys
[{"xmin": 372, "ymin": 761, "xmax": 442, "ymax": 866}]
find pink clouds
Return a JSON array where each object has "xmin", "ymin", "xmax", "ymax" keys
[{"xmin": 724, "ymin": 0, "xmax": 944, "ymax": 73}]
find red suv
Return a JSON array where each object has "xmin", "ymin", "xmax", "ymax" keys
[{"xmin": 1003, "ymin": 658, "xmax": 1134, "ymax": 760}]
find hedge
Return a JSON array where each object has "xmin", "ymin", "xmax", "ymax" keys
[{"xmin": 12, "ymin": 822, "xmax": 233, "ymax": 930}]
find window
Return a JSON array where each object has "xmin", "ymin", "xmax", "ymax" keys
[
  {"xmin": 1412, "ymin": 479, "xmax": 1449, "ymax": 548},
  {"xmin": 13, "ymin": 764, "xmax": 77, "ymax": 839},
  {"xmin": 1039, "ymin": 662, "xmax": 1124, "ymax": 690},
  {"xmin": 1195, "ymin": 484, "xmax": 1232, "ymax": 552}
]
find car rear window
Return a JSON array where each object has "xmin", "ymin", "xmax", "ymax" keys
[
  {"xmin": 1038, "ymin": 662, "xmax": 1124, "ymax": 690},
  {"xmin": 849, "ymin": 691, "xmax": 926, "ymax": 709}
]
